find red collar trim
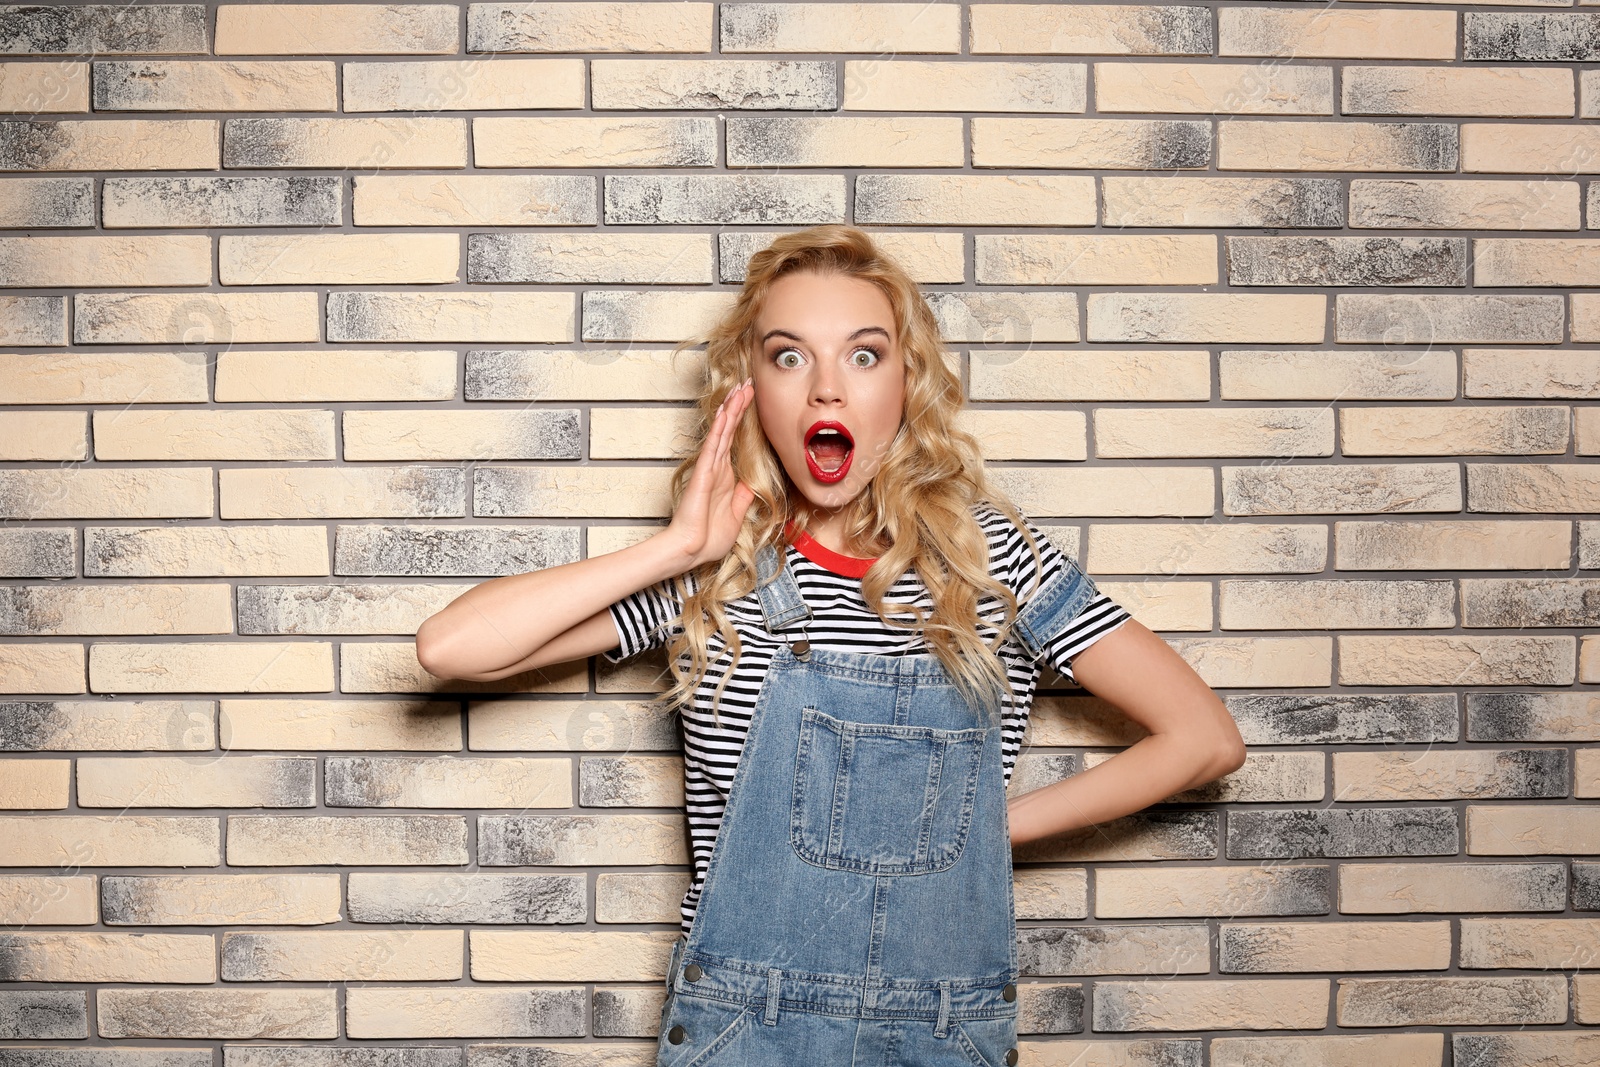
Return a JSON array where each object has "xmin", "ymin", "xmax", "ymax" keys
[{"xmin": 783, "ymin": 520, "xmax": 877, "ymax": 579}]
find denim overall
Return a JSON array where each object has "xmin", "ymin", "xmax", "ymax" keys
[{"xmin": 656, "ymin": 539, "xmax": 1099, "ymax": 1066}]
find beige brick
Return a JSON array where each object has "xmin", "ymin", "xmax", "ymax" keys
[
  {"xmin": 0, "ymin": 700, "xmax": 213, "ymax": 751},
  {"xmin": 101, "ymin": 873, "xmax": 341, "ymax": 925},
  {"xmin": 98, "ymin": 988, "xmax": 337, "ymax": 1039},
  {"xmin": 971, "ymin": 5, "xmax": 1213, "ymax": 55},
  {"xmin": 468, "ymin": 2, "xmax": 712, "ymax": 53},
  {"xmin": 1220, "ymin": 349, "xmax": 1457, "ymax": 401},
  {"xmin": 0, "ymin": 643, "xmax": 87, "ymax": 694},
  {"xmin": 989, "ymin": 467, "xmax": 1214, "ymax": 518},
  {"xmin": 1013, "ymin": 868, "xmax": 1088, "ymax": 920},
  {"xmin": 726, "ymin": 116, "xmax": 962, "ymax": 168},
  {"xmin": 1095, "ymin": 978, "xmax": 1329, "ymax": 1030},
  {"xmin": 0, "ymin": 119, "xmax": 218, "ymax": 171},
  {"xmin": 326, "ymin": 755, "xmax": 571, "ymax": 808},
  {"xmin": 85, "ymin": 525, "xmax": 331, "ymax": 577},
  {"xmin": 1340, "ymin": 862, "xmax": 1565, "ymax": 914},
  {"xmin": 0, "ymin": 60, "xmax": 89, "ymax": 112},
  {"xmin": 1211, "ymin": 1035, "xmax": 1457, "ymax": 1066},
  {"xmin": 1097, "ymin": 408, "xmax": 1334, "ymax": 459},
  {"xmin": 1093, "ymin": 580, "xmax": 1213, "ymax": 632},
  {"xmin": 606, "ymin": 173, "xmax": 846, "ymax": 225},
  {"xmin": 215, "ymin": 4, "xmax": 458, "ymax": 54},
  {"xmin": 975, "ymin": 234, "xmax": 1216, "ymax": 286},
  {"xmin": 1340, "ymin": 636, "xmax": 1574, "ymax": 686},
  {"xmin": 0, "ymin": 875, "xmax": 96, "ymax": 925},
  {"xmin": 1463, "ymin": 125, "xmax": 1600, "ymax": 174},
  {"xmin": 589, "ymin": 407, "xmax": 693, "ymax": 461},
  {"xmin": 93, "ymin": 60, "xmax": 336, "ymax": 111},
  {"xmin": 1335, "ymin": 520, "xmax": 1571, "ymax": 571},
  {"xmin": 1586, "ymin": 69, "xmax": 1600, "ymax": 119},
  {"xmin": 0, "ymin": 350, "xmax": 208, "ymax": 405},
  {"xmin": 346, "ymin": 986, "xmax": 585, "ymax": 1039},
  {"xmin": 469, "ymin": 698, "xmax": 680, "ymax": 752},
  {"xmin": 355, "ymin": 175, "xmax": 594, "ymax": 227},
  {"xmin": 1103, "ymin": 177, "xmax": 1343, "ymax": 229},
  {"xmin": 1220, "ymin": 8, "xmax": 1456, "ymax": 59},
  {"xmin": 1220, "ymin": 121, "xmax": 1456, "ymax": 172},
  {"xmin": 592, "ymin": 59, "xmax": 834, "ymax": 111},
  {"xmin": 1343, "ymin": 66, "xmax": 1573, "ymax": 118},
  {"xmin": 1577, "ymin": 295, "xmax": 1600, "ymax": 342},
  {"xmin": 1461, "ymin": 917, "xmax": 1600, "ymax": 969},
  {"xmin": 474, "ymin": 117, "xmax": 714, "ymax": 168},
  {"xmin": 1469, "ymin": 805, "xmax": 1600, "ymax": 855},
  {"xmin": 216, "ymin": 349, "xmax": 454, "ymax": 403},
  {"xmin": 0, "ymin": 815, "xmax": 219, "ymax": 867},
  {"xmin": 1350, "ymin": 179, "xmax": 1581, "ymax": 231},
  {"xmin": 1337, "ymin": 750, "xmax": 1567, "ymax": 802},
  {"xmin": 1337, "ymin": 294, "xmax": 1564, "ymax": 345},
  {"xmin": 1096, "ymin": 865, "xmax": 1322, "ymax": 919},
  {"xmin": 970, "ymin": 350, "xmax": 1210, "ymax": 402},
  {"xmin": 855, "ymin": 174, "xmax": 1095, "ymax": 227},
  {"xmin": 1087, "ymin": 293, "xmax": 1326, "ymax": 344},
  {"xmin": 0, "ymin": 932, "xmax": 215, "ymax": 983},
  {"xmin": 0, "ymin": 294, "xmax": 65, "ymax": 345},
  {"xmin": 346, "ymin": 871, "xmax": 585, "ymax": 924},
  {"xmin": 219, "ymin": 698, "xmax": 460, "ymax": 751},
  {"xmin": 218, "ymin": 465, "xmax": 464, "ymax": 520},
  {"xmin": 1339, "ymin": 975, "xmax": 1567, "ymax": 1027},
  {"xmin": 844, "ymin": 59, "xmax": 1084, "ymax": 113},
  {"xmin": 220, "ymin": 233, "xmax": 458, "ymax": 286},
  {"xmin": 1471, "ymin": 463, "xmax": 1600, "ymax": 513},
  {"xmin": 1476, "ymin": 239, "xmax": 1600, "ymax": 286},
  {"xmin": 343, "ymin": 409, "xmax": 579, "ymax": 462},
  {"xmin": 93, "ymin": 409, "xmax": 336, "ymax": 461},
  {"xmin": 1342, "ymin": 405, "xmax": 1568, "ymax": 456},
  {"xmin": 227, "ymin": 814, "xmax": 468, "ymax": 866},
  {"xmin": 973, "ymin": 117, "xmax": 1210, "ymax": 169},
  {"xmin": 74, "ymin": 292, "xmax": 318, "ymax": 345},
  {"xmin": 345, "ymin": 58, "xmax": 582, "ymax": 112},
  {"xmin": 0, "ymin": 759, "xmax": 69, "ymax": 809},
  {"xmin": 90, "ymin": 642, "xmax": 333, "ymax": 694},
  {"xmin": 471, "ymin": 930, "xmax": 679, "ymax": 982},
  {"xmin": 579, "ymin": 755, "xmax": 684, "ymax": 807},
  {"xmin": 0, "ymin": 467, "xmax": 212, "ymax": 522},
  {"xmin": 479, "ymin": 813, "xmax": 689, "ymax": 866},
  {"xmin": 345, "ymin": 641, "xmax": 588, "ymax": 695},
  {"xmin": 0, "ymin": 411, "xmax": 84, "ymax": 461},
  {"xmin": 723, "ymin": 3, "xmax": 959, "ymax": 53},
  {"xmin": 468, "ymin": 232, "xmax": 713, "ymax": 284},
  {"xmin": 1096, "ymin": 62, "xmax": 1332, "ymax": 115},
  {"xmin": 1578, "ymin": 407, "xmax": 1600, "ymax": 455},
  {"xmin": 224, "ymin": 117, "xmax": 467, "ymax": 169},
  {"xmin": 581, "ymin": 290, "xmax": 737, "ymax": 343},
  {"xmin": 0, "ymin": 235, "xmax": 209, "ymax": 287},
  {"xmin": 928, "ymin": 292, "xmax": 1081, "ymax": 343},
  {"xmin": 221, "ymin": 930, "xmax": 462, "ymax": 981},
  {"xmin": 1581, "ymin": 749, "xmax": 1600, "ymax": 797},
  {"xmin": 596, "ymin": 872, "xmax": 691, "ymax": 923},
  {"xmin": 77, "ymin": 756, "xmax": 314, "ymax": 808},
  {"xmin": 960, "ymin": 410, "xmax": 1088, "ymax": 462},
  {"xmin": 1086, "ymin": 523, "xmax": 1326, "ymax": 575},
  {"xmin": 1226, "ymin": 463, "xmax": 1461, "ymax": 517},
  {"xmin": 721, "ymin": 229, "xmax": 964, "ymax": 284},
  {"xmin": 327, "ymin": 291, "xmax": 575, "ymax": 344},
  {"xmin": 1222, "ymin": 919, "xmax": 1452, "ymax": 972}
]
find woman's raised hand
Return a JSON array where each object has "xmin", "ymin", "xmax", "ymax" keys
[{"xmin": 665, "ymin": 378, "xmax": 758, "ymax": 569}]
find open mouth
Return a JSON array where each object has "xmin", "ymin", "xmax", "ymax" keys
[{"xmin": 804, "ymin": 421, "xmax": 854, "ymax": 484}]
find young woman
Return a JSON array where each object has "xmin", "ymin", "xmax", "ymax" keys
[{"xmin": 416, "ymin": 225, "xmax": 1246, "ymax": 1066}]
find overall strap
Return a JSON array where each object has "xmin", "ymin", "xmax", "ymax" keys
[{"xmin": 754, "ymin": 542, "xmax": 812, "ymax": 634}]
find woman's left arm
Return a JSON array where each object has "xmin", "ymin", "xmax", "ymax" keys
[{"xmin": 1007, "ymin": 617, "xmax": 1247, "ymax": 847}]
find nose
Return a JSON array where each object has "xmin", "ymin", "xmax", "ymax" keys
[{"xmin": 810, "ymin": 354, "xmax": 844, "ymax": 406}]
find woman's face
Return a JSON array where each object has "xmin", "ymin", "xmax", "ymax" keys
[{"xmin": 750, "ymin": 271, "xmax": 907, "ymax": 513}]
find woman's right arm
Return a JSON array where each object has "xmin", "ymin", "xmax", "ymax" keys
[{"xmin": 414, "ymin": 377, "xmax": 756, "ymax": 683}]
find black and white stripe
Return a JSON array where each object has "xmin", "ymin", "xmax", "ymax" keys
[{"xmin": 604, "ymin": 504, "xmax": 1132, "ymax": 934}]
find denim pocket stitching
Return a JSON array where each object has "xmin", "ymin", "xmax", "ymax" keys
[{"xmin": 664, "ymin": 998, "xmax": 755, "ymax": 1067}]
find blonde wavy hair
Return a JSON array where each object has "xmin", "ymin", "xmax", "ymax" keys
[{"xmin": 657, "ymin": 224, "xmax": 1044, "ymax": 722}]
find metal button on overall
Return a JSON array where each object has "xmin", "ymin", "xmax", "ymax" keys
[
  {"xmin": 789, "ymin": 639, "xmax": 810, "ymax": 660},
  {"xmin": 1002, "ymin": 982, "xmax": 1017, "ymax": 1001},
  {"xmin": 1005, "ymin": 1049, "xmax": 1018, "ymax": 1065},
  {"xmin": 668, "ymin": 1025, "xmax": 686, "ymax": 1044},
  {"xmin": 683, "ymin": 963, "xmax": 703, "ymax": 982}
]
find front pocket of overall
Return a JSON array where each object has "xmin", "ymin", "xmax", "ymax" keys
[{"xmin": 790, "ymin": 707, "xmax": 986, "ymax": 875}]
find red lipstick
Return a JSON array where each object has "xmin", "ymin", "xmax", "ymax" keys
[{"xmin": 803, "ymin": 420, "xmax": 853, "ymax": 484}]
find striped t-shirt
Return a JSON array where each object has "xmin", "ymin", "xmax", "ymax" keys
[{"xmin": 604, "ymin": 504, "xmax": 1132, "ymax": 934}]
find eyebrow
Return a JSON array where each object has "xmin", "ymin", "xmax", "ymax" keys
[{"xmin": 761, "ymin": 326, "xmax": 892, "ymax": 345}]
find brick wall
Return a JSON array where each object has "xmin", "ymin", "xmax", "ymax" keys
[{"xmin": 2, "ymin": 1, "xmax": 1598, "ymax": 1063}]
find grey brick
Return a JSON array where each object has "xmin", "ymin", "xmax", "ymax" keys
[
  {"xmin": 1228, "ymin": 694, "xmax": 1459, "ymax": 746},
  {"xmin": 347, "ymin": 872, "xmax": 585, "ymax": 924},
  {"xmin": 1223, "ymin": 463, "xmax": 1461, "ymax": 517},
  {"xmin": 334, "ymin": 524, "xmax": 579, "ymax": 577},
  {"xmin": 1469, "ymin": 692, "xmax": 1600, "ymax": 742},
  {"xmin": 1227, "ymin": 807, "xmax": 1459, "ymax": 859},
  {"xmin": 604, "ymin": 174, "xmax": 844, "ymax": 225},
  {"xmin": 103, "ymin": 177, "xmax": 341, "ymax": 228},
  {"xmin": 1336, "ymin": 295, "xmax": 1564, "ymax": 345},
  {"xmin": 0, "ymin": 296, "xmax": 65, "ymax": 345},
  {"xmin": 1575, "ymin": 863, "xmax": 1600, "ymax": 910},
  {"xmin": 0, "ymin": 178, "xmax": 94, "ymax": 227},
  {"xmin": 0, "ymin": 1051, "xmax": 211, "ymax": 1067},
  {"xmin": 226, "ymin": 1050, "xmax": 462, "ymax": 1067},
  {"xmin": 592, "ymin": 986, "xmax": 666, "ymax": 1038},
  {"xmin": 0, "ymin": 700, "xmax": 213, "ymax": 752},
  {"xmin": 0, "ymin": 527, "xmax": 74, "ymax": 578},
  {"xmin": 1463, "ymin": 578, "xmax": 1600, "ymax": 627},
  {"xmin": 1466, "ymin": 12, "xmax": 1600, "ymax": 61},
  {"xmin": 1017, "ymin": 983, "xmax": 1086, "ymax": 1036},
  {"xmin": 1019, "ymin": 924, "xmax": 1210, "ymax": 978},
  {"xmin": 0, "ymin": 990, "xmax": 87, "ymax": 1039},
  {"xmin": 0, "ymin": 5, "xmax": 207, "ymax": 55},
  {"xmin": 1227, "ymin": 237, "xmax": 1467, "ymax": 287}
]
